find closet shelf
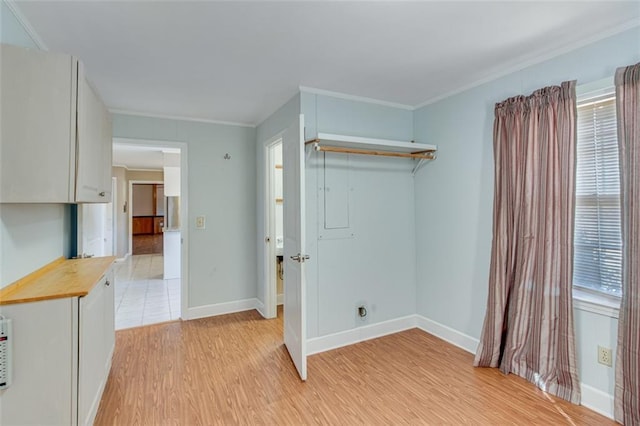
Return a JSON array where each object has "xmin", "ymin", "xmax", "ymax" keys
[{"xmin": 305, "ymin": 133, "xmax": 437, "ymax": 160}]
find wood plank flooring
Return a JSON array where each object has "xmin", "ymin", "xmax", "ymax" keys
[{"xmin": 95, "ymin": 309, "xmax": 613, "ymax": 425}]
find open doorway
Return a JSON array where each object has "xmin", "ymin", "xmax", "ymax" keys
[
  {"xmin": 265, "ymin": 138, "xmax": 284, "ymax": 319},
  {"xmin": 111, "ymin": 142, "xmax": 186, "ymax": 329},
  {"xmin": 131, "ymin": 182, "xmax": 164, "ymax": 256}
]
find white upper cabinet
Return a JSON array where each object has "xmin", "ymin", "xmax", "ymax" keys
[
  {"xmin": 76, "ymin": 66, "xmax": 113, "ymax": 202},
  {"xmin": 0, "ymin": 44, "xmax": 112, "ymax": 203}
]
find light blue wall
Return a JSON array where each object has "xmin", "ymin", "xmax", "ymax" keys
[
  {"xmin": 413, "ymin": 27, "xmax": 640, "ymax": 401},
  {"xmin": 302, "ymin": 92, "xmax": 416, "ymax": 339},
  {"xmin": 1, "ymin": 1, "xmax": 38, "ymax": 49},
  {"xmin": 0, "ymin": 1, "xmax": 71, "ymax": 289},
  {"xmin": 112, "ymin": 114, "xmax": 258, "ymax": 308},
  {"xmin": 302, "ymin": 93, "xmax": 414, "ymax": 141}
]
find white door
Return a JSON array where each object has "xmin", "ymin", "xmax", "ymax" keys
[{"xmin": 283, "ymin": 114, "xmax": 307, "ymax": 380}]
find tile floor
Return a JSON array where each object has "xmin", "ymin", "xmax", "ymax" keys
[{"xmin": 113, "ymin": 254, "xmax": 181, "ymax": 330}]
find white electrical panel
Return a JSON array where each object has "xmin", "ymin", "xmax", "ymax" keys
[{"xmin": 0, "ymin": 316, "xmax": 12, "ymax": 389}]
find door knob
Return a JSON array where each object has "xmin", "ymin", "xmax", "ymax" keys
[{"xmin": 290, "ymin": 254, "xmax": 310, "ymax": 263}]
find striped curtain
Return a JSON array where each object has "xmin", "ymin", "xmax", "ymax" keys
[
  {"xmin": 614, "ymin": 62, "xmax": 640, "ymax": 425},
  {"xmin": 474, "ymin": 81, "xmax": 581, "ymax": 404}
]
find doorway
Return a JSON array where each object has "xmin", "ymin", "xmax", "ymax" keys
[
  {"xmin": 111, "ymin": 141, "xmax": 187, "ymax": 329},
  {"xmin": 265, "ymin": 138, "xmax": 284, "ymax": 319},
  {"xmin": 131, "ymin": 181, "xmax": 164, "ymax": 255}
]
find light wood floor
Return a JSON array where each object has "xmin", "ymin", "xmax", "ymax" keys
[{"xmin": 95, "ymin": 309, "xmax": 613, "ymax": 425}]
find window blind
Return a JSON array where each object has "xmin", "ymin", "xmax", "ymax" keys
[{"xmin": 574, "ymin": 95, "xmax": 622, "ymax": 296}]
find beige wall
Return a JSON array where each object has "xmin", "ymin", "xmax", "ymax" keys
[
  {"xmin": 132, "ymin": 184, "xmax": 155, "ymax": 216},
  {"xmin": 127, "ymin": 170, "xmax": 163, "ymax": 182}
]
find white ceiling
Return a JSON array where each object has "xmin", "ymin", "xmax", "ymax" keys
[
  {"xmin": 14, "ymin": 1, "xmax": 640, "ymax": 126},
  {"xmin": 112, "ymin": 144, "xmax": 179, "ymax": 170}
]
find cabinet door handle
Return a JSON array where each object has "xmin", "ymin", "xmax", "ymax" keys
[
  {"xmin": 99, "ymin": 191, "xmax": 106, "ymax": 197},
  {"xmin": 105, "ymin": 280, "xmax": 110, "ymax": 286}
]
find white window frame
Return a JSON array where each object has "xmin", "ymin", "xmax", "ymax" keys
[{"xmin": 573, "ymin": 77, "xmax": 621, "ymax": 318}]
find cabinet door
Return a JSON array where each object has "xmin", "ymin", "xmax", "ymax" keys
[
  {"xmin": 0, "ymin": 44, "xmax": 76, "ymax": 202},
  {"xmin": 78, "ymin": 274, "xmax": 109, "ymax": 426},
  {"xmin": 103, "ymin": 269, "xmax": 115, "ymax": 364},
  {"xmin": 0, "ymin": 298, "xmax": 76, "ymax": 425},
  {"xmin": 76, "ymin": 66, "xmax": 112, "ymax": 203}
]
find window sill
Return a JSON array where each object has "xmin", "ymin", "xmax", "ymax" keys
[{"xmin": 573, "ymin": 288, "xmax": 620, "ymax": 319}]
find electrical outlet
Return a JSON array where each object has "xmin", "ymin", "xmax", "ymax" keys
[
  {"xmin": 195, "ymin": 216, "xmax": 206, "ymax": 229},
  {"xmin": 598, "ymin": 346, "xmax": 613, "ymax": 367}
]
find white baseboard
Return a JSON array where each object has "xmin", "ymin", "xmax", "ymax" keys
[
  {"xmin": 255, "ymin": 299, "xmax": 266, "ymax": 318},
  {"xmin": 185, "ymin": 298, "xmax": 259, "ymax": 320},
  {"xmin": 180, "ymin": 304, "xmax": 614, "ymax": 420},
  {"xmin": 277, "ymin": 293, "xmax": 283, "ymax": 306},
  {"xmin": 115, "ymin": 252, "xmax": 131, "ymax": 263},
  {"xmin": 415, "ymin": 315, "xmax": 479, "ymax": 355},
  {"xmin": 581, "ymin": 384, "xmax": 614, "ymax": 419},
  {"xmin": 307, "ymin": 315, "xmax": 416, "ymax": 355}
]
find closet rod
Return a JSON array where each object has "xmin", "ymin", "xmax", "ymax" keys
[{"xmin": 305, "ymin": 141, "xmax": 436, "ymax": 160}]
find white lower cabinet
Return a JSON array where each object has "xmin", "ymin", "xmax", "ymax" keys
[
  {"xmin": 0, "ymin": 269, "xmax": 115, "ymax": 425},
  {"xmin": 78, "ymin": 270, "xmax": 115, "ymax": 426}
]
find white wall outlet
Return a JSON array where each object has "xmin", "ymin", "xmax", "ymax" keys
[
  {"xmin": 195, "ymin": 216, "xmax": 206, "ymax": 229},
  {"xmin": 597, "ymin": 345, "xmax": 613, "ymax": 367}
]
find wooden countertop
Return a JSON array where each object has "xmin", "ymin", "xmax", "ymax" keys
[{"xmin": 0, "ymin": 256, "xmax": 115, "ymax": 305}]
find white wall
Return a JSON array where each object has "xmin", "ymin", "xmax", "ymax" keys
[
  {"xmin": 301, "ymin": 92, "xmax": 417, "ymax": 339},
  {"xmin": 112, "ymin": 167, "xmax": 128, "ymax": 259},
  {"xmin": 0, "ymin": 1, "xmax": 71, "ymax": 289},
  {"xmin": 112, "ymin": 114, "xmax": 257, "ymax": 309},
  {"xmin": 412, "ymin": 27, "xmax": 640, "ymax": 412}
]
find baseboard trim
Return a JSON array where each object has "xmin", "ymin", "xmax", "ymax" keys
[
  {"xmin": 186, "ymin": 298, "xmax": 258, "ymax": 320},
  {"xmin": 255, "ymin": 299, "xmax": 266, "ymax": 318},
  {"xmin": 415, "ymin": 315, "xmax": 479, "ymax": 355},
  {"xmin": 277, "ymin": 293, "xmax": 283, "ymax": 306},
  {"xmin": 307, "ymin": 315, "xmax": 416, "ymax": 355},
  {"xmin": 581, "ymin": 384, "xmax": 614, "ymax": 419},
  {"xmin": 115, "ymin": 252, "xmax": 131, "ymax": 263}
]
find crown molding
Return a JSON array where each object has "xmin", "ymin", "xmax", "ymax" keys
[
  {"xmin": 109, "ymin": 109, "xmax": 256, "ymax": 128},
  {"xmin": 112, "ymin": 164, "xmax": 164, "ymax": 173},
  {"xmin": 414, "ymin": 19, "xmax": 640, "ymax": 110},
  {"xmin": 299, "ymin": 86, "xmax": 414, "ymax": 111},
  {"xmin": 4, "ymin": 0, "xmax": 48, "ymax": 50}
]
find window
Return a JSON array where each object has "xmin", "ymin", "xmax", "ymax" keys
[{"xmin": 573, "ymin": 89, "xmax": 622, "ymax": 297}]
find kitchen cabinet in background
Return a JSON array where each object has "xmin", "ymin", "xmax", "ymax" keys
[{"xmin": 0, "ymin": 43, "xmax": 112, "ymax": 203}]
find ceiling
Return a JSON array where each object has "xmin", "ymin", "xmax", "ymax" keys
[
  {"xmin": 112, "ymin": 144, "xmax": 179, "ymax": 170},
  {"xmin": 14, "ymin": 1, "xmax": 640, "ymax": 126}
]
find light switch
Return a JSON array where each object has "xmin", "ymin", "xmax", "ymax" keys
[{"xmin": 195, "ymin": 216, "xmax": 206, "ymax": 229}]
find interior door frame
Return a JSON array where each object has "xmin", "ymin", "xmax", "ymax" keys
[
  {"xmin": 114, "ymin": 137, "xmax": 189, "ymax": 321},
  {"xmin": 263, "ymin": 135, "xmax": 284, "ymax": 319},
  {"xmin": 128, "ymin": 179, "xmax": 164, "ymax": 256}
]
